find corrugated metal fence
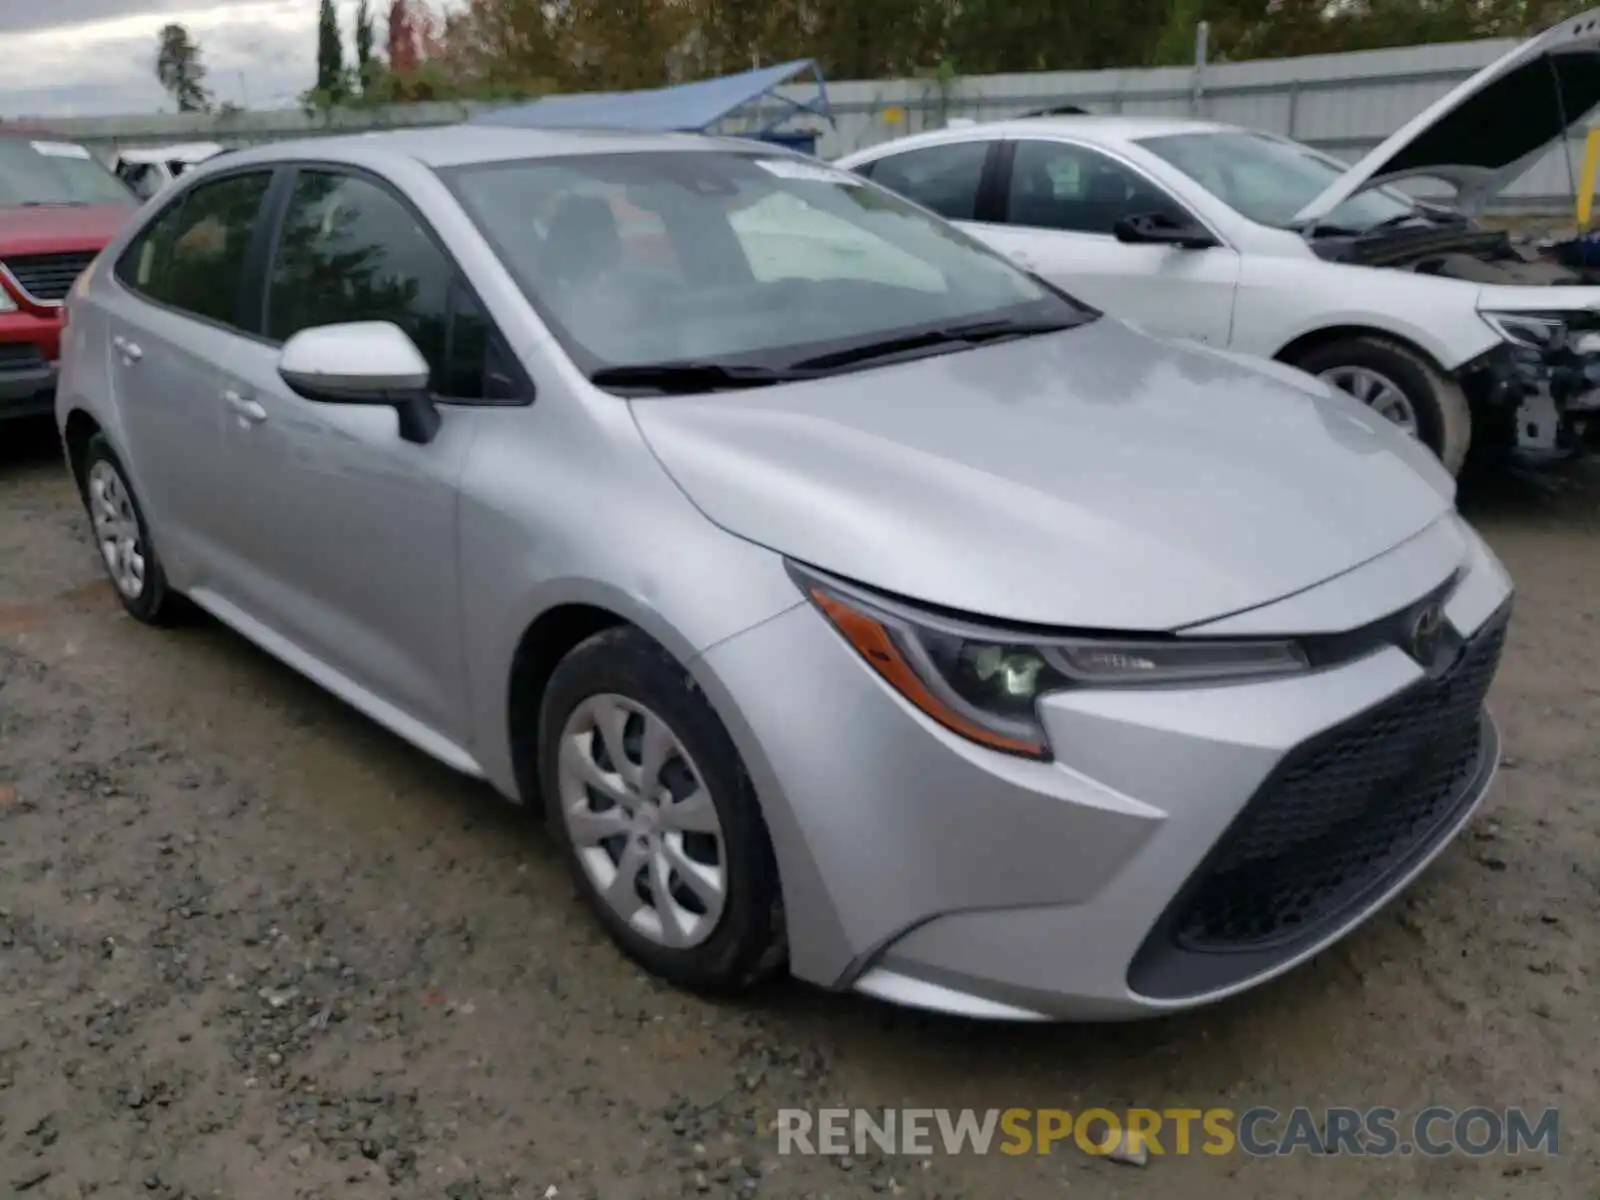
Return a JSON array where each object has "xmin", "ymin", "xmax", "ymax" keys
[{"xmin": 43, "ymin": 32, "xmax": 1589, "ymax": 210}]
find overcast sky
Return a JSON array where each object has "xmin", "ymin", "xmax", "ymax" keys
[{"xmin": 0, "ymin": 0, "xmax": 371, "ymax": 118}]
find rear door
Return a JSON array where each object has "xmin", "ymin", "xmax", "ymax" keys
[
  {"xmin": 100, "ymin": 167, "xmax": 278, "ymax": 585},
  {"xmin": 852, "ymin": 138, "xmax": 1002, "ymax": 243}
]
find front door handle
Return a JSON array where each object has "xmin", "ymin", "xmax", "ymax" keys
[
  {"xmin": 223, "ymin": 389, "xmax": 267, "ymax": 424},
  {"xmin": 112, "ymin": 335, "xmax": 142, "ymax": 363}
]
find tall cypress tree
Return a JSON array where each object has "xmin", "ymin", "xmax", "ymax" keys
[
  {"xmin": 355, "ymin": 0, "xmax": 377, "ymax": 94},
  {"xmin": 316, "ymin": 0, "xmax": 348, "ymax": 102}
]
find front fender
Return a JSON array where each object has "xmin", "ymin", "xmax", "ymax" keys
[
  {"xmin": 1232, "ymin": 257, "xmax": 1500, "ymax": 372},
  {"xmin": 455, "ymin": 403, "xmax": 804, "ymax": 799}
]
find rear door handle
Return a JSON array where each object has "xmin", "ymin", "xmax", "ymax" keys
[
  {"xmin": 112, "ymin": 335, "xmax": 142, "ymax": 363},
  {"xmin": 223, "ymin": 389, "xmax": 267, "ymax": 424}
]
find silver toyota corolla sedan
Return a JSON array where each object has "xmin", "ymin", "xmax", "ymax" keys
[{"xmin": 55, "ymin": 126, "xmax": 1513, "ymax": 1021}]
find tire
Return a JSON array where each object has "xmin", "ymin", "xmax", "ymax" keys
[
  {"xmin": 538, "ymin": 625, "xmax": 786, "ymax": 994},
  {"xmin": 79, "ymin": 434, "xmax": 187, "ymax": 625},
  {"xmin": 1291, "ymin": 335, "xmax": 1472, "ymax": 476}
]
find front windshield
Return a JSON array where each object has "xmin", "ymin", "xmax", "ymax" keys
[
  {"xmin": 1137, "ymin": 131, "xmax": 1417, "ymax": 231},
  {"xmin": 443, "ymin": 150, "xmax": 1086, "ymax": 372},
  {"xmin": 0, "ymin": 137, "xmax": 136, "ymax": 208}
]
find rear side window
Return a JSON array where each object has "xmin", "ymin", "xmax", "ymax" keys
[
  {"xmin": 866, "ymin": 141, "xmax": 990, "ymax": 221},
  {"xmin": 116, "ymin": 170, "xmax": 274, "ymax": 327},
  {"xmin": 264, "ymin": 169, "xmax": 503, "ymax": 401}
]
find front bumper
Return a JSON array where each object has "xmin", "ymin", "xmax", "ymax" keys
[
  {"xmin": 0, "ymin": 311, "xmax": 63, "ymax": 420},
  {"xmin": 0, "ymin": 359, "xmax": 56, "ymax": 418},
  {"xmin": 1459, "ymin": 338, "xmax": 1600, "ymax": 465},
  {"xmin": 696, "ymin": 514, "xmax": 1513, "ymax": 1020}
]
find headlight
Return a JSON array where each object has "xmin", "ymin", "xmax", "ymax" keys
[
  {"xmin": 791, "ymin": 565, "xmax": 1310, "ymax": 760},
  {"xmin": 1481, "ymin": 310, "xmax": 1567, "ymax": 350}
]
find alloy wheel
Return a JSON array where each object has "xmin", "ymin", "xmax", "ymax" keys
[{"xmin": 556, "ymin": 693, "xmax": 727, "ymax": 948}]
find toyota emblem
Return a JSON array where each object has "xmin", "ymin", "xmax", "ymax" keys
[{"xmin": 1408, "ymin": 603, "xmax": 1446, "ymax": 666}]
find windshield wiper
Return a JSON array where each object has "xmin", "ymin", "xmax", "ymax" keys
[
  {"xmin": 589, "ymin": 361, "xmax": 821, "ymax": 394},
  {"xmin": 18, "ymin": 200, "xmax": 90, "ymax": 207},
  {"xmin": 789, "ymin": 317, "xmax": 1082, "ymax": 372}
]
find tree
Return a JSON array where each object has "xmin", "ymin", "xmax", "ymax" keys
[
  {"xmin": 316, "ymin": 0, "xmax": 348, "ymax": 103},
  {"xmin": 388, "ymin": 0, "xmax": 420, "ymax": 76},
  {"xmin": 355, "ymin": 0, "xmax": 379, "ymax": 94},
  {"xmin": 154, "ymin": 23, "xmax": 212, "ymax": 112}
]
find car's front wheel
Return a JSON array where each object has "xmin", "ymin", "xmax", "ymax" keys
[
  {"xmin": 1292, "ymin": 335, "xmax": 1472, "ymax": 475},
  {"xmin": 537, "ymin": 626, "xmax": 786, "ymax": 994},
  {"xmin": 79, "ymin": 433, "xmax": 186, "ymax": 625}
]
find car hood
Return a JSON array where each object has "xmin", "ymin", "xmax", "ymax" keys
[
  {"xmin": 1295, "ymin": 8, "xmax": 1600, "ymax": 222},
  {"xmin": 1476, "ymin": 282, "xmax": 1600, "ymax": 311},
  {"xmin": 630, "ymin": 319, "xmax": 1456, "ymax": 631},
  {"xmin": 0, "ymin": 204, "xmax": 134, "ymax": 255}
]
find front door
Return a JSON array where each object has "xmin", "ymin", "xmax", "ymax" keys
[
  {"xmin": 206, "ymin": 166, "xmax": 496, "ymax": 743},
  {"xmin": 974, "ymin": 138, "xmax": 1241, "ymax": 347}
]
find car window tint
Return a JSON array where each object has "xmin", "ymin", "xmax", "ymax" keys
[
  {"xmin": 439, "ymin": 284, "xmax": 492, "ymax": 399},
  {"xmin": 116, "ymin": 170, "xmax": 274, "ymax": 326},
  {"xmin": 266, "ymin": 170, "xmax": 455, "ymax": 390},
  {"xmin": 1006, "ymin": 140, "xmax": 1188, "ymax": 235},
  {"xmin": 867, "ymin": 141, "xmax": 989, "ymax": 221}
]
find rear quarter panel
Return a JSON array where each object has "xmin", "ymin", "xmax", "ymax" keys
[{"xmin": 56, "ymin": 259, "xmax": 120, "ymax": 449}]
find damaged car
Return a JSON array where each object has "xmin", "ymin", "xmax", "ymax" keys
[{"xmin": 837, "ymin": 10, "xmax": 1600, "ymax": 474}]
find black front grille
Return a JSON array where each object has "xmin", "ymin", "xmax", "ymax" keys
[
  {"xmin": 1128, "ymin": 602, "xmax": 1509, "ymax": 999},
  {"xmin": 3, "ymin": 251, "xmax": 97, "ymax": 302}
]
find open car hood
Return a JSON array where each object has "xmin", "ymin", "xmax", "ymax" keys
[{"xmin": 1295, "ymin": 9, "xmax": 1600, "ymax": 222}]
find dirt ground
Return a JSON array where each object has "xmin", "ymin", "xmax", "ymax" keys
[{"xmin": 1, "ymin": 417, "xmax": 1596, "ymax": 1200}]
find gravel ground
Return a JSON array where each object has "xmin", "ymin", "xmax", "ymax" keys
[{"xmin": 1, "ymin": 418, "xmax": 1596, "ymax": 1199}]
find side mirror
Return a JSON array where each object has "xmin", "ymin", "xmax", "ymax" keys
[
  {"xmin": 278, "ymin": 321, "xmax": 441, "ymax": 445},
  {"xmin": 1112, "ymin": 212, "xmax": 1217, "ymax": 250}
]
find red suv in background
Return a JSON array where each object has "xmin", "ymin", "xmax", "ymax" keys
[{"xmin": 0, "ymin": 129, "xmax": 138, "ymax": 421}]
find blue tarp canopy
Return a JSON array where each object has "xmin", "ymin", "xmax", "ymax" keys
[{"xmin": 472, "ymin": 59, "xmax": 832, "ymax": 139}]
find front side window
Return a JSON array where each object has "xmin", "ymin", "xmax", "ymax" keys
[
  {"xmin": 862, "ymin": 141, "xmax": 991, "ymax": 221},
  {"xmin": 0, "ymin": 138, "xmax": 135, "ymax": 209},
  {"xmin": 1006, "ymin": 139, "xmax": 1190, "ymax": 235},
  {"xmin": 116, "ymin": 170, "xmax": 274, "ymax": 326},
  {"xmin": 1138, "ymin": 131, "xmax": 1416, "ymax": 231},
  {"xmin": 265, "ymin": 170, "xmax": 493, "ymax": 399},
  {"xmin": 444, "ymin": 149, "xmax": 1078, "ymax": 373}
]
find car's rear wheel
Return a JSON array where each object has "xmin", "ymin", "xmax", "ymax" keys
[
  {"xmin": 80, "ymin": 434, "xmax": 185, "ymax": 625},
  {"xmin": 1293, "ymin": 335, "xmax": 1472, "ymax": 475},
  {"xmin": 538, "ymin": 626, "xmax": 786, "ymax": 993}
]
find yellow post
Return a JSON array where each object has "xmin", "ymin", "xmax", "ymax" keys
[{"xmin": 1577, "ymin": 127, "xmax": 1600, "ymax": 228}]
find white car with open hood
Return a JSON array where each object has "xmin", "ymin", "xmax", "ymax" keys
[{"xmin": 837, "ymin": 10, "xmax": 1600, "ymax": 475}]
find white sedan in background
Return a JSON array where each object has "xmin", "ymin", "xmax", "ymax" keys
[
  {"xmin": 111, "ymin": 142, "xmax": 226, "ymax": 200},
  {"xmin": 837, "ymin": 10, "xmax": 1600, "ymax": 475}
]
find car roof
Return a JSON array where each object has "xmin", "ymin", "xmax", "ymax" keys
[
  {"xmin": 212, "ymin": 124, "xmax": 778, "ymax": 172},
  {"xmin": 844, "ymin": 114, "xmax": 1239, "ymax": 157},
  {"xmin": 117, "ymin": 142, "xmax": 225, "ymax": 164}
]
